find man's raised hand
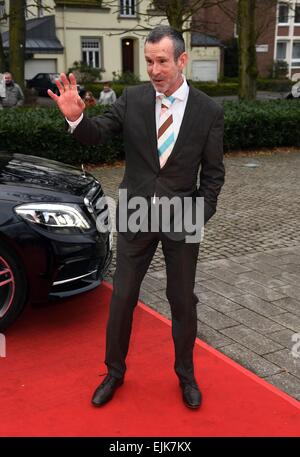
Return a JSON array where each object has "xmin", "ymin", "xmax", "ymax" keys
[{"xmin": 48, "ymin": 73, "xmax": 85, "ymax": 122}]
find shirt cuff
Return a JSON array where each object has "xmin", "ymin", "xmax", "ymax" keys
[{"xmin": 66, "ymin": 113, "xmax": 83, "ymax": 132}]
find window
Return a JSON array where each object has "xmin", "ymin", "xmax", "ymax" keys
[
  {"xmin": 277, "ymin": 41, "xmax": 287, "ymax": 60},
  {"xmin": 0, "ymin": 1, "xmax": 6, "ymax": 20},
  {"xmin": 295, "ymin": 4, "xmax": 300, "ymax": 23},
  {"xmin": 120, "ymin": 0, "xmax": 136, "ymax": 17},
  {"xmin": 292, "ymin": 42, "xmax": 300, "ymax": 66},
  {"xmin": 278, "ymin": 3, "xmax": 289, "ymax": 23},
  {"xmin": 81, "ymin": 38, "xmax": 101, "ymax": 69}
]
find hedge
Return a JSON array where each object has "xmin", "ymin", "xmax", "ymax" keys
[
  {"xmin": 223, "ymin": 99, "xmax": 300, "ymax": 151},
  {"xmin": 85, "ymin": 81, "xmax": 239, "ymax": 98},
  {"xmin": 220, "ymin": 77, "xmax": 292, "ymax": 92},
  {"xmin": 84, "ymin": 79, "xmax": 292, "ymax": 99},
  {"xmin": 0, "ymin": 100, "xmax": 300, "ymax": 164},
  {"xmin": 0, "ymin": 105, "xmax": 124, "ymax": 164}
]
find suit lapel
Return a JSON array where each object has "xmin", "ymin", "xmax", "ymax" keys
[{"xmin": 142, "ymin": 85, "xmax": 160, "ymax": 169}]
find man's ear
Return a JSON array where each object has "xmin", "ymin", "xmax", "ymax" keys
[{"xmin": 178, "ymin": 52, "xmax": 188, "ymax": 70}]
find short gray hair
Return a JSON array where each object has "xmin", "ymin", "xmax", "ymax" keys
[{"xmin": 145, "ymin": 25, "xmax": 185, "ymax": 61}]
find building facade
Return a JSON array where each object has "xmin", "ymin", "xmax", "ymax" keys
[
  {"xmin": 0, "ymin": 0, "xmax": 222, "ymax": 81},
  {"xmin": 195, "ymin": 0, "xmax": 300, "ymax": 79}
]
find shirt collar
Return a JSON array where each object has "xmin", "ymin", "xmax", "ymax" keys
[{"xmin": 156, "ymin": 74, "xmax": 189, "ymax": 102}]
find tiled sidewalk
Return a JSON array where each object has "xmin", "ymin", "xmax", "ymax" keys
[{"xmin": 90, "ymin": 150, "xmax": 300, "ymax": 400}]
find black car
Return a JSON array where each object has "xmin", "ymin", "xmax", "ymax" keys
[
  {"xmin": 0, "ymin": 153, "xmax": 112, "ymax": 330},
  {"xmin": 26, "ymin": 73, "xmax": 83, "ymax": 96}
]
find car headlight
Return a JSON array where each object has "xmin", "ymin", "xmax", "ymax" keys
[{"xmin": 14, "ymin": 203, "xmax": 91, "ymax": 231}]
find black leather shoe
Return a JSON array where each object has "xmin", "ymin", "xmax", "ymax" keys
[
  {"xmin": 91, "ymin": 374, "xmax": 124, "ymax": 407},
  {"xmin": 180, "ymin": 381, "xmax": 202, "ymax": 409}
]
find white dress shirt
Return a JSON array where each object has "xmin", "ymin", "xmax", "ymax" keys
[{"xmin": 155, "ymin": 75, "xmax": 189, "ymax": 143}]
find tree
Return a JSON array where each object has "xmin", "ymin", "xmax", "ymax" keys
[
  {"xmin": 9, "ymin": 0, "xmax": 26, "ymax": 89},
  {"xmin": 0, "ymin": 29, "xmax": 5, "ymax": 72},
  {"xmin": 0, "ymin": 1, "xmax": 53, "ymax": 87},
  {"xmin": 218, "ymin": 0, "xmax": 279, "ymax": 100},
  {"xmin": 0, "ymin": 1, "xmax": 8, "ymax": 71},
  {"xmin": 238, "ymin": 0, "xmax": 257, "ymax": 99}
]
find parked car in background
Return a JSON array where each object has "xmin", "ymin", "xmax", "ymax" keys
[
  {"xmin": 0, "ymin": 152, "xmax": 112, "ymax": 330},
  {"xmin": 26, "ymin": 73, "xmax": 83, "ymax": 96}
]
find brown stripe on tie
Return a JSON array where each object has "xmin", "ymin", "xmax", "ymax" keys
[{"xmin": 158, "ymin": 114, "xmax": 173, "ymax": 139}]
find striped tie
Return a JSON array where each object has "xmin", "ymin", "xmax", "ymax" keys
[{"xmin": 157, "ymin": 95, "xmax": 176, "ymax": 168}]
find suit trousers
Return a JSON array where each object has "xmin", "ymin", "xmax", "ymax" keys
[{"xmin": 105, "ymin": 229, "xmax": 200, "ymax": 383}]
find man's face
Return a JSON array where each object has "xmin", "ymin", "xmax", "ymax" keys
[
  {"xmin": 4, "ymin": 73, "xmax": 12, "ymax": 85},
  {"xmin": 144, "ymin": 37, "xmax": 187, "ymax": 96}
]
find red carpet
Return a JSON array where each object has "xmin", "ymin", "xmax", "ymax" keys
[{"xmin": 0, "ymin": 282, "xmax": 299, "ymax": 437}]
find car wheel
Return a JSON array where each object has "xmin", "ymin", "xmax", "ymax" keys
[{"xmin": 0, "ymin": 243, "xmax": 27, "ymax": 331}]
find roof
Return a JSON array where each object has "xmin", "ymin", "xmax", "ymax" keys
[
  {"xmin": 191, "ymin": 33, "xmax": 222, "ymax": 47},
  {"xmin": 2, "ymin": 15, "xmax": 64, "ymax": 54},
  {"xmin": 54, "ymin": 0, "xmax": 108, "ymax": 8}
]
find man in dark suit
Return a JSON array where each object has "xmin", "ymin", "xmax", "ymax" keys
[{"xmin": 48, "ymin": 25, "xmax": 225, "ymax": 410}]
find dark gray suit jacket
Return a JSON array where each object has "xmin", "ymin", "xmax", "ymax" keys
[{"xmin": 73, "ymin": 83, "xmax": 225, "ymax": 240}]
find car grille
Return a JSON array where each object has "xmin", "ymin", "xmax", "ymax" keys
[{"xmin": 84, "ymin": 182, "xmax": 111, "ymax": 233}]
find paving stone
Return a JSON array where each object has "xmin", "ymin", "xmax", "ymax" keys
[
  {"xmin": 245, "ymin": 261, "xmax": 284, "ymax": 276},
  {"xmin": 267, "ymin": 329, "xmax": 298, "ymax": 349},
  {"xmin": 227, "ymin": 255, "xmax": 256, "ymax": 264},
  {"xmin": 142, "ymin": 276, "xmax": 167, "ymax": 292},
  {"xmin": 268, "ymin": 313, "xmax": 300, "ymax": 333},
  {"xmin": 139, "ymin": 289, "xmax": 165, "ymax": 305},
  {"xmin": 265, "ymin": 247, "xmax": 300, "ymax": 257},
  {"xmin": 226, "ymin": 309, "xmax": 285, "ymax": 333},
  {"xmin": 270, "ymin": 297, "xmax": 300, "ymax": 317},
  {"xmin": 236, "ymin": 270, "xmax": 288, "ymax": 289},
  {"xmin": 279, "ymin": 254, "xmax": 300, "ymax": 265},
  {"xmin": 233, "ymin": 279, "xmax": 285, "ymax": 301},
  {"xmin": 220, "ymin": 325, "xmax": 284, "ymax": 355},
  {"xmin": 219, "ymin": 344, "xmax": 283, "ymax": 377},
  {"xmin": 273, "ymin": 284, "xmax": 300, "ymax": 301},
  {"xmin": 264, "ymin": 349, "xmax": 300, "ymax": 378},
  {"xmin": 194, "ymin": 270, "xmax": 214, "ymax": 281},
  {"xmin": 277, "ymin": 264, "xmax": 300, "ymax": 275},
  {"xmin": 198, "ymin": 259, "xmax": 251, "ymax": 273},
  {"xmin": 196, "ymin": 304, "xmax": 239, "ymax": 330},
  {"xmin": 264, "ymin": 372, "xmax": 300, "ymax": 400},
  {"xmin": 242, "ymin": 253, "xmax": 286, "ymax": 268},
  {"xmin": 273, "ymin": 271, "xmax": 300, "ymax": 286},
  {"xmin": 229, "ymin": 294, "xmax": 286, "ymax": 318},
  {"xmin": 148, "ymin": 269, "xmax": 167, "ymax": 280},
  {"xmin": 148, "ymin": 302, "xmax": 172, "ymax": 320},
  {"xmin": 195, "ymin": 289, "xmax": 242, "ymax": 313},
  {"xmin": 198, "ymin": 278, "xmax": 245, "ymax": 299},
  {"xmin": 204, "ymin": 268, "xmax": 251, "ymax": 287},
  {"xmin": 197, "ymin": 321, "xmax": 234, "ymax": 348}
]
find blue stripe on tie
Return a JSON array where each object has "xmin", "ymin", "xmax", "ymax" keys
[
  {"xmin": 166, "ymin": 95, "xmax": 176, "ymax": 103},
  {"xmin": 158, "ymin": 132, "xmax": 175, "ymax": 156}
]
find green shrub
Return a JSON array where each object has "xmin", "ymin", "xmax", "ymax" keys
[
  {"xmin": 0, "ymin": 105, "xmax": 124, "ymax": 164},
  {"xmin": 1, "ymin": 100, "xmax": 300, "ymax": 165},
  {"xmin": 67, "ymin": 61, "xmax": 102, "ymax": 84},
  {"xmin": 112, "ymin": 71, "xmax": 140, "ymax": 85},
  {"xmin": 223, "ymin": 100, "xmax": 300, "ymax": 151},
  {"xmin": 189, "ymin": 81, "xmax": 238, "ymax": 96},
  {"xmin": 256, "ymin": 78, "xmax": 291, "ymax": 92}
]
